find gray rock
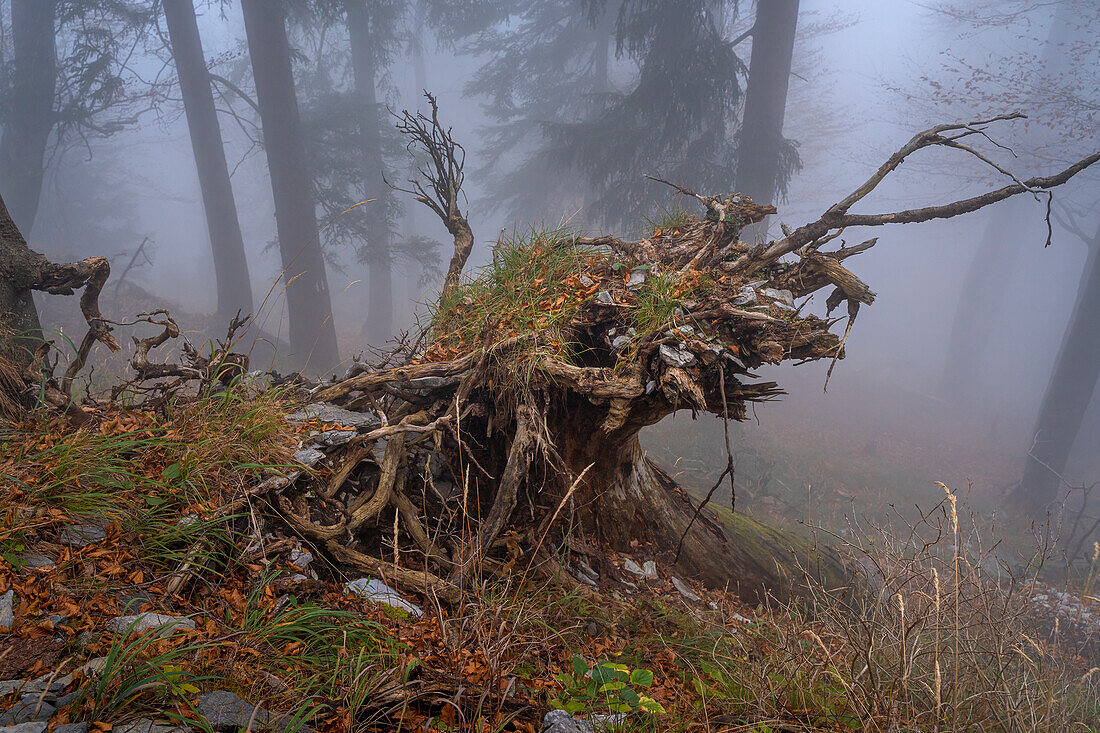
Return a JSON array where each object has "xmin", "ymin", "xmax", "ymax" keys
[
  {"xmin": 589, "ymin": 713, "xmax": 629, "ymax": 731},
  {"xmin": 107, "ymin": 613, "xmax": 195, "ymax": 636},
  {"xmin": 0, "ymin": 696, "xmax": 55, "ymax": 725},
  {"xmin": 642, "ymin": 560, "xmax": 658, "ymax": 578},
  {"xmin": 594, "ymin": 291, "xmax": 614, "ymax": 305},
  {"xmin": 622, "ymin": 558, "xmax": 654, "ymax": 579},
  {"xmin": 16, "ymin": 555, "xmax": 54, "ymax": 570},
  {"xmin": 658, "ymin": 343, "xmax": 696, "ymax": 368},
  {"xmin": 627, "ymin": 268, "xmax": 646, "ymax": 287},
  {"xmin": 578, "ymin": 274, "xmax": 595, "ymax": 288},
  {"xmin": 671, "ymin": 576, "xmax": 701, "ymax": 602},
  {"xmin": 112, "ymin": 720, "xmax": 189, "ymax": 733},
  {"xmin": 761, "ymin": 288, "xmax": 794, "ymax": 307},
  {"xmin": 53, "ymin": 724, "xmax": 89, "ymax": 733},
  {"xmin": 543, "ymin": 709, "xmax": 594, "ymax": 733},
  {"xmin": 0, "ymin": 723, "xmax": 48, "ymax": 733},
  {"xmin": 308, "ymin": 430, "xmax": 357, "ymax": 448},
  {"xmin": 732, "ymin": 286, "xmax": 756, "ymax": 306},
  {"xmin": 0, "ymin": 590, "xmax": 13, "ymax": 629},
  {"xmin": 344, "ymin": 578, "xmax": 423, "ymax": 619},
  {"xmin": 58, "ymin": 523, "xmax": 107, "ymax": 547},
  {"xmin": 644, "ymin": 380, "xmax": 657, "ymax": 395},
  {"xmin": 196, "ymin": 690, "xmax": 265, "ymax": 731},
  {"xmin": 195, "ymin": 690, "xmax": 307, "ymax": 733},
  {"xmin": 285, "ymin": 403, "xmax": 381, "ymax": 430},
  {"xmin": 611, "ymin": 335, "xmax": 631, "ymax": 351},
  {"xmin": 292, "ymin": 448, "xmax": 325, "ymax": 467},
  {"xmin": 288, "ymin": 548, "xmax": 314, "ymax": 570}
]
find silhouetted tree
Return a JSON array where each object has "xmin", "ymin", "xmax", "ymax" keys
[
  {"xmin": 162, "ymin": 0, "xmax": 254, "ymax": 322},
  {"xmin": 241, "ymin": 0, "xmax": 340, "ymax": 370},
  {"xmin": 736, "ymin": 0, "xmax": 800, "ymax": 210}
]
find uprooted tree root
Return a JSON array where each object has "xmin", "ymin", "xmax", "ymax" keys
[{"xmin": 7, "ymin": 109, "xmax": 1099, "ymax": 609}]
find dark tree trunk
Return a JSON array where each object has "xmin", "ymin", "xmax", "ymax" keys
[
  {"xmin": 346, "ymin": 1, "xmax": 393, "ymax": 346},
  {"xmin": 240, "ymin": 0, "xmax": 340, "ymax": 370},
  {"xmin": 1015, "ymin": 221, "xmax": 1100, "ymax": 513},
  {"xmin": 0, "ymin": 0, "xmax": 58, "ymax": 234},
  {"xmin": 163, "ymin": 0, "xmax": 254, "ymax": 323},
  {"xmin": 0, "ymin": 195, "xmax": 45, "ymax": 372},
  {"xmin": 735, "ymin": 0, "xmax": 798, "ymax": 208}
]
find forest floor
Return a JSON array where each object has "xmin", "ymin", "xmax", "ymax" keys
[{"xmin": 2, "ymin": 389, "xmax": 1099, "ymax": 732}]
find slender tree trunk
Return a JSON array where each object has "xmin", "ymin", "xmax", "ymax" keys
[
  {"xmin": 0, "ymin": 0, "xmax": 57, "ymax": 235},
  {"xmin": 346, "ymin": 1, "xmax": 393, "ymax": 346},
  {"xmin": 735, "ymin": 0, "xmax": 798, "ymax": 208},
  {"xmin": 1015, "ymin": 222, "xmax": 1100, "ymax": 512},
  {"xmin": 240, "ymin": 0, "xmax": 339, "ymax": 370},
  {"xmin": 163, "ymin": 0, "xmax": 253, "ymax": 323}
]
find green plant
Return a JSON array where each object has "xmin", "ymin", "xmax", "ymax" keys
[
  {"xmin": 76, "ymin": 624, "xmax": 217, "ymax": 723},
  {"xmin": 552, "ymin": 656, "xmax": 666, "ymax": 717}
]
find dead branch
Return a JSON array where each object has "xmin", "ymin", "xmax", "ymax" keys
[{"xmin": 389, "ymin": 92, "xmax": 473, "ymax": 302}]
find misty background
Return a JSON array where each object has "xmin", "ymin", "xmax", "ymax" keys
[{"xmin": 6, "ymin": 0, "xmax": 1097, "ymax": 522}]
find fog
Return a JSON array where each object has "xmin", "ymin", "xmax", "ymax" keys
[{"xmin": 10, "ymin": 0, "xmax": 1098, "ymax": 517}]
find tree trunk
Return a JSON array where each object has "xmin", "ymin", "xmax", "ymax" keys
[
  {"xmin": 163, "ymin": 0, "xmax": 254, "ymax": 324},
  {"xmin": 735, "ymin": 0, "xmax": 798, "ymax": 208},
  {"xmin": 0, "ymin": 195, "xmax": 45, "ymax": 372},
  {"xmin": 0, "ymin": 0, "xmax": 58, "ymax": 234},
  {"xmin": 346, "ymin": 1, "xmax": 393, "ymax": 346},
  {"xmin": 1015, "ymin": 221, "xmax": 1100, "ymax": 513},
  {"xmin": 240, "ymin": 0, "xmax": 340, "ymax": 371},
  {"xmin": 939, "ymin": 204, "xmax": 1022, "ymax": 399},
  {"xmin": 552, "ymin": 393, "xmax": 845, "ymax": 603}
]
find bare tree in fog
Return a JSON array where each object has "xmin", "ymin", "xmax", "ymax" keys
[
  {"xmin": 735, "ymin": 0, "xmax": 800, "ymax": 213},
  {"xmin": 905, "ymin": 1, "xmax": 1099, "ymax": 511},
  {"xmin": 161, "ymin": 0, "xmax": 253, "ymax": 323},
  {"xmin": 346, "ymin": 0, "xmax": 400, "ymax": 345},
  {"xmin": 240, "ymin": 0, "xmax": 340, "ymax": 370},
  {"xmin": 1019, "ymin": 218, "xmax": 1100, "ymax": 512},
  {"xmin": 936, "ymin": 0, "xmax": 1084, "ymax": 402}
]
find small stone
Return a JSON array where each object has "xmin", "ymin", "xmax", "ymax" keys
[
  {"xmin": 309, "ymin": 430, "xmax": 357, "ymax": 447},
  {"xmin": 52, "ymin": 724, "xmax": 89, "ymax": 733},
  {"xmin": 107, "ymin": 613, "xmax": 195, "ymax": 636},
  {"xmin": 58, "ymin": 523, "xmax": 107, "ymax": 548},
  {"xmin": 627, "ymin": 268, "xmax": 646, "ymax": 287},
  {"xmin": 293, "ymin": 447, "xmax": 325, "ymax": 467},
  {"xmin": 0, "ymin": 590, "xmax": 13, "ymax": 628},
  {"xmin": 671, "ymin": 576, "xmax": 701, "ymax": 602},
  {"xmin": 543, "ymin": 709, "xmax": 594, "ymax": 733},
  {"xmin": 196, "ymin": 690, "xmax": 266, "ymax": 731},
  {"xmin": 611, "ymin": 335, "xmax": 631, "ymax": 351},
  {"xmin": 0, "ymin": 696, "xmax": 55, "ymax": 725},
  {"xmin": 732, "ymin": 286, "xmax": 756, "ymax": 306},
  {"xmin": 658, "ymin": 343, "xmax": 696, "ymax": 368},
  {"xmin": 285, "ymin": 403, "xmax": 381, "ymax": 430},
  {"xmin": 288, "ymin": 548, "xmax": 314, "ymax": 570},
  {"xmin": 622, "ymin": 558, "xmax": 657, "ymax": 579},
  {"xmin": 645, "ymin": 380, "xmax": 657, "ymax": 395},
  {"xmin": 594, "ymin": 291, "xmax": 614, "ymax": 305},
  {"xmin": 345, "ymin": 578, "xmax": 423, "ymax": 619},
  {"xmin": 578, "ymin": 274, "xmax": 595, "ymax": 288},
  {"xmin": 0, "ymin": 723, "xmax": 48, "ymax": 733},
  {"xmin": 761, "ymin": 288, "xmax": 794, "ymax": 307},
  {"xmin": 16, "ymin": 555, "xmax": 54, "ymax": 570}
]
